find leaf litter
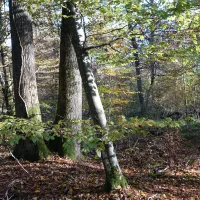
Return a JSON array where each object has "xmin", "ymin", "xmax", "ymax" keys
[{"xmin": 0, "ymin": 130, "xmax": 200, "ymax": 199}]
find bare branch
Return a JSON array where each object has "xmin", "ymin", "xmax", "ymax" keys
[
  {"xmin": 109, "ymin": 44, "xmax": 121, "ymax": 53},
  {"xmin": 84, "ymin": 37, "xmax": 123, "ymax": 51},
  {"xmin": 86, "ymin": 25, "xmax": 128, "ymax": 39}
]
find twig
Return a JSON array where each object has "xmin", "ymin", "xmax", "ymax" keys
[
  {"xmin": 148, "ymin": 194, "xmax": 157, "ymax": 200},
  {"xmin": 109, "ymin": 44, "xmax": 121, "ymax": 53},
  {"xmin": 133, "ymin": 138, "xmax": 139, "ymax": 148},
  {"xmin": 4, "ymin": 179, "xmax": 21, "ymax": 200},
  {"xmin": 6, "ymin": 146, "xmax": 31, "ymax": 177}
]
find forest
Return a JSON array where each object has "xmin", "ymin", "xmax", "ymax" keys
[{"xmin": 0, "ymin": 0, "xmax": 200, "ymax": 199}]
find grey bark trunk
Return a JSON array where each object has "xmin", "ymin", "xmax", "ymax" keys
[
  {"xmin": 9, "ymin": 1, "xmax": 41, "ymax": 119},
  {"xmin": 65, "ymin": 1, "xmax": 127, "ymax": 191},
  {"xmin": 9, "ymin": 0, "xmax": 49, "ymax": 161},
  {"xmin": 53, "ymin": 4, "xmax": 82, "ymax": 160}
]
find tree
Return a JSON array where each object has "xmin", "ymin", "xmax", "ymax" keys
[
  {"xmin": 9, "ymin": 0, "xmax": 49, "ymax": 161},
  {"xmin": 0, "ymin": 2, "xmax": 13, "ymax": 115},
  {"xmin": 64, "ymin": 1, "xmax": 128, "ymax": 191},
  {"xmin": 51, "ymin": 3, "xmax": 82, "ymax": 160},
  {"xmin": 130, "ymin": 34, "xmax": 145, "ymax": 116}
]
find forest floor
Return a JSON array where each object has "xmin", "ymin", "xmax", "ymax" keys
[{"xmin": 0, "ymin": 129, "xmax": 200, "ymax": 200}]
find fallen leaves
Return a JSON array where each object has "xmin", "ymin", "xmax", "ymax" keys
[{"xmin": 0, "ymin": 132, "xmax": 200, "ymax": 199}]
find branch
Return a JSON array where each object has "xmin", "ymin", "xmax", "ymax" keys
[
  {"xmin": 109, "ymin": 44, "xmax": 121, "ymax": 53},
  {"xmin": 84, "ymin": 37, "xmax": 123, "ymax": 51},
  {"xmin": 86, "ymin": 25, "xmax": 128, "ymax": 39},
  {"xmin": 6, "ymin": 146, "xmax": 31, "ymax": 177}
]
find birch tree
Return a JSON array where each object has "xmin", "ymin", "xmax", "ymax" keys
[{"xmin": 63, "ymin": 1, "xmax": 128, "ymax": 191}]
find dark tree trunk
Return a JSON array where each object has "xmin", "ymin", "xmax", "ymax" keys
[
  {"xmin": 9, "ymin": 0, "xmax": 49, "ymax": 161},
  {"xmin": 64, "ymin": 1, "xmax": 128, "ymax": 191},
  {"xmin": 131, "ymin": 36, "xmax": 145, "ymax": 116},
  {"xmin": 51, "ymin": 4, "xmax": 82, "ymax": 160}
]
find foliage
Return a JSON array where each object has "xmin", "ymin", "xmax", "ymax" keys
[
  {"xmin": 0, "ymin": 116, "xmax": 49, "ymax": 146},
  {"xmin": 0, "ymin": 114, "xmax": 195, "ymax": 157}
]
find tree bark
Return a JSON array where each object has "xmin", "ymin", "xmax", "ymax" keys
[
  {"xmin": 64, "ymin": 1, "xmax": 128, "ymax": 191},
  {"xmin": 51, "ymin": 4, "xmax": 82, "ymax": 160},
  {"xmin": 9, "ymin": 0, "xmax": 49, "ymax": 161},
  {"xmin": 131, "ymin": 36, "xmax": 145, "ymax": 116}
]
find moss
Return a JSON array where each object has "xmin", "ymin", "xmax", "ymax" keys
[
  {"xmin": 28, "ymin": 105, "xmax": 41, "ymax": 121},
  {"xmin": 64, "ymin": 146, "xmax": 76, "ymax": 160},
  {"xmin": 13, "ymin": 138, "xmax": 50, "ymax": 161},
  {"xmin": 104, "ymin": 169, "xmax": 128, "ymax": 192},
  {"xmin": 37, "ymin": 139, "xmax": 50, "ymax": 159}
]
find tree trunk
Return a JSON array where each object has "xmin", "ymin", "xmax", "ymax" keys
[
  {"xmin": 145, "ymin": 61, "xmax": 156, "ymax": 110},
  {"xmin": 145, "ymin": 32, "xmax": 156, "ymax": 112},
  {"xmin": 131, "ymin": 36, "xmax": 145, "ymax": 116},
  {"xmin": 65, "ymin": 1, "xmax": 128, "ymax": 191},
  {"xmin": 9, "ymin": 0, "xmax": 49, "ymax": 161},
  {"xmin": 51, "ymin": 4, "xmax": 82, "ymax": 160},
  {"xmin": 0, "ymin": 3, "xmax": 14, "ymax": 115}
]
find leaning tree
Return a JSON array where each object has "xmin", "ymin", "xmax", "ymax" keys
[{"xmin": 62, "ymin": 1, "xmax": 128, "ymax": 191}]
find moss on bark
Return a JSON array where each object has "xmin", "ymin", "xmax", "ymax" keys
[
  {"xmin": 13, "ymin": 138, "xmax": 50, "ymax": 161},
  {"xmin": 104, "ymin": 168, "xmax": 128, "ymax": 192},
  {"xmin": 37, "ymin": 139, "xmax": 50, "ymax": 160}
]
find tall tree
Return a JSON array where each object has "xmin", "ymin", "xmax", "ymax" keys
[
  {"xmin": 52, "ymin": 3, "xmax": 82, "ymax": 160},
  {"xmin": 9, "ymin": 0, "xmax": 49, "ymax": 161},
  {"xmin": 64, "ymin": 1, "xmax": 128, "ymax": 191}
]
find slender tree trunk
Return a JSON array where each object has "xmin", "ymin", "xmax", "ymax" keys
[
  {"xmin": 0, "ymin": 2, "xmax": 14, "ymax": 115},
  {"xmin": 145, "ymin": 33, "xmax": 156, "ymax": 112},
  {"xmin": 52, "ymin": 4, "xmax": 82, "ymax": 160},
  {"xmin": 9, "ymin": 0, "xmax": 49, "ymax": 161},
  {"xmin": 145, "ymin": 61, "xmax": 156, "ymax": 109},
  {"xmin": 65, "ymin": 1, "xmax": 128, "ymax": 191},
  {"xmin": 131, "ymin": 36, "xmax": 145, "ymax": 116},
  {"xmin": 182, "ymin": 73, "xmax": 188, "ymax": 117}
]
